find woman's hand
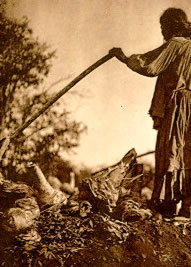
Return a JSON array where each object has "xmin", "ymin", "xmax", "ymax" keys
[
  {"xmin": 109, "ymin": 47, "xmax": 123, "ymax": 57},
  {"xmin": 109, "ymin": 48, "xmax": 128, "ymax": 63}
]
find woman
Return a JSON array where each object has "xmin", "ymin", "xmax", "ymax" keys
[{"xmin": 109, "ymin": 8, "xmax": 191, "ymax": 216}]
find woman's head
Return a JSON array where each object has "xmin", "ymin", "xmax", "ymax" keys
[{"xmin": 160, "ymin": 8, "xmax": 191, "ymax": 40}]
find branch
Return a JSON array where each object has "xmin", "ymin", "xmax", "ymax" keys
[
  {"xmin": 136, "ymin": 151, "xmax": 155, "ymax": 158},
  {"xmin": 11, "ymin": 54, "xmax": 114, "ymax": 139}
]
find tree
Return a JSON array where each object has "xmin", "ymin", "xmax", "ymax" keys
[
  {"xmin": 0, "ymin": 14, "xmax": 52, "ymax": 129},
  {"xmin": 0, "ymin": 7, "xmax": 86, "ymax": 179}
]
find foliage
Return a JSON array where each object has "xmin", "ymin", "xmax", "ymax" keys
[
  {"xmin": 0, "ymin": 12, "xmax": 54, "ymax": 126},
  {"xmin": 0, "ymin": 8, "xmax": 87, "ymax": 178},
  {"xmin": 0, "ymin": 200, "xmax": 133, "ymax": 266},
  {"xmin": 1, "ymin": 148, "xmax": 191, "ymax": 266},
  {"xmin": 2, "ymin": 94, "xmax": 86, "ymax": 177}
]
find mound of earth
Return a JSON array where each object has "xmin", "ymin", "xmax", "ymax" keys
[
  {"xmin": 1, "ymin": 198, "xmax": 191, "ymax": 267},
  {"xmin": 0, "ymin": 149, "xmax": 191, "ymax": 266}
]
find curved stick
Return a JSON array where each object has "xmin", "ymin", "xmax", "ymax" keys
[
  {"xmin": 0, "ymin": 54, "xmax": 114, "ymax": 161},
  {"xmin": 11, "ymin": 54, "xmax": 114, "ymax": 139}
]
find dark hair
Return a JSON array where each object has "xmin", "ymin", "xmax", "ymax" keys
[{"xmin": 160, "ymin": 8, "xmax": 191, "ymax": 40}]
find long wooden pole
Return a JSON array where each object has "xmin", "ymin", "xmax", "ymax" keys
[
  {"xmin": 11, "ymin": 54, "xmax": 114, "ymax": 139},
  {"xmin": 0, "ymin": 54, "xmax": 114, "ymax": 160}
]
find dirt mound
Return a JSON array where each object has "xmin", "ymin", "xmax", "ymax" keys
[
  {"xmin": 1, "ymin": 149, "xmax": 191, "ymax": 266},
  {"xmin": 1, "ymin": 198, "xmax": 191, "ymax": 266}
]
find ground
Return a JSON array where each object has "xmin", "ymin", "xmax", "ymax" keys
[
  {"xmin": 1, "ymin": 150, "xmax": 191, "ymax": 267},
  {"xmin": 1, "ymin": 197, "xmax": 191, "ymax": 267}
]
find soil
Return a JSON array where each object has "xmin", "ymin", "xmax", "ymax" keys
[
  {"xmin": 1, "ymin": 151, "xmax": 191, "ymax": 267},
  {"xmin": 1, "ymin": 199, "xmax": 191, "ymax": 267},
  {"xmin": 64, "ymin": 216, "xmax": 191, "ymax": 267}
]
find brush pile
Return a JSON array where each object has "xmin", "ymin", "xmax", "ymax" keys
[{"xmin": 1, "ymin": 148, "xmax": 191, "ymax": 266}]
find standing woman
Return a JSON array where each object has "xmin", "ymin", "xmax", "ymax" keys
[{"xmin": 109, "ymin": 8, "xmax": 191, "ymax": 216}]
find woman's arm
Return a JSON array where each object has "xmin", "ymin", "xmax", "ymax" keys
[{"xmin": 109, "ymin": 39, "xmax": 182, "ymax": 77}]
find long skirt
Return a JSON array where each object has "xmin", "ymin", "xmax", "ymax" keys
[{"xmin": 151, "ymin": 89, "xmax": 191, "ymax": 206}]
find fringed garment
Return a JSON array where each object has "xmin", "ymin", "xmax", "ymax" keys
[{"xmin": 125, "ymin": 37, "xmax": 191, "ymax": 205}]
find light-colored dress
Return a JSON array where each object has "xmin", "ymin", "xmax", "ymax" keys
[{"xmin": 126, "ymin": 37, "xmax": 191, "ymax": 204}]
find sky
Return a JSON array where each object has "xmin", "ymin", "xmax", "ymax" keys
[{"xmin": 6, "ymin": 0, "xmax": 191, "ymax": 169}]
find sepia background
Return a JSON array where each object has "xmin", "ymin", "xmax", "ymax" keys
[{"xmin": 6, "ymin": 0, "xmax": 191, "ymax": 168}]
